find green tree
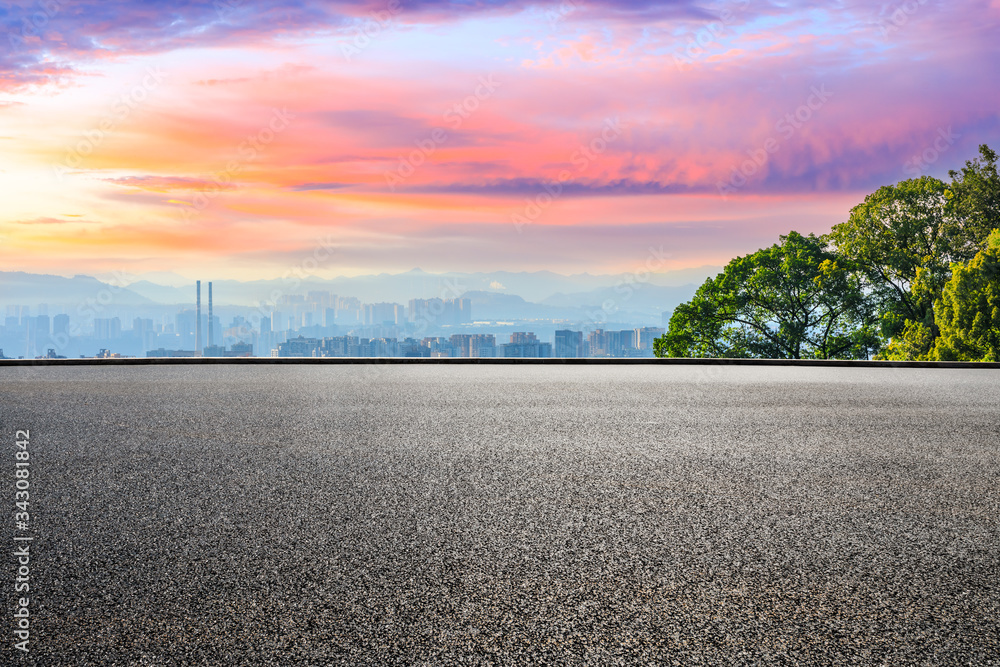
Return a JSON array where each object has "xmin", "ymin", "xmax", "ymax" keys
[
  {"xmin": 946, "ymin": 144, "xmax": 1000, "ymax": 261},
  {"xmin": 654, "ymin": 292, "xmax": 731, "ymax": 358},
  {"xmin": 654, "ymin": 232, "xmax": 879, "ymax": 359},
  {"xmin": 827, "ymin": 176, "xmax": 954, "ymax": 345},
  {"xmin": 932, "ymin": 229, "xmax": 1000, "ymax": 361},
  {"xmin": 876, "ymin": 267, "xmax": 941, "ymax": 360}
]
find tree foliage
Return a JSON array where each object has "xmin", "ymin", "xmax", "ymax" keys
[
  {"xmin": 655, "ymin": 144, "xmax": 1000, "ymax": 361},
  {"xmin": 946, "ymin": 144, "xmax": 1000, "ymax": 261},
  {"xmin": 827, "ymin": 176, "xmax": 953, "ymax": 341},
  {"xmin": 655, "ymin": 232, "xmax": 879, "ymax": 359},
  {"xmin": 876, "ymin": 267, "xmax": 941, "ymax": 361},
  {"xmin": 932, "ymin": 229, "xmax": 1000, "ymax": 361}
]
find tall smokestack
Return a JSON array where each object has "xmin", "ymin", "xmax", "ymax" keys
[
  {"xmin": 208, "ymin": 282, "xmax": 213, "ymax": 350},
  {"xmin": 196, "ymin": 280, "xmax": 202, "ymax": 356}
]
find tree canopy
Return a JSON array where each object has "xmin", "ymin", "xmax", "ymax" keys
[
  {"xmin": 933, "ymin": 230, "xmax": 1000, "ymax": 362},
  {"xmin": 655, "ymin": 232, "xmax": 878, "ymax": 359},
  {"xmin": 946, "ymin": 144, "xmax": 1000, "ymax": 261},
  {"xmin": 656, "ymin": 144, "xmax": 1000, "ymax": 361},
  {"xmin": 826, "ymin": 176, "xmax": 952, "ymax": 341}
]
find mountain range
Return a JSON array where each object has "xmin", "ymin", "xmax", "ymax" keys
[{"xmin": 0, "ymin": 267, "xmax": 719, "ymax": 323}]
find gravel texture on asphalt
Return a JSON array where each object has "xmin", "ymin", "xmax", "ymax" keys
[{"xmin": 1, "ymin": 364, "xmax": 998, "ymax": 666}]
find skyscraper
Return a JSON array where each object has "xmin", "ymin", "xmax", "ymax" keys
[
  {"xmin": 635, "ymin": 327, "xmax": 665, "ymax": 354},
  {"xmin": 555, "ymin": 330, "xmax": 583, "ymax": 358},
  {"xmin": 53, "ymin": 314, "xmax": 70, "ymax": 339}
]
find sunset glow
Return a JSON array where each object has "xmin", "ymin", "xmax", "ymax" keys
[{"xmin": 2, "ymin": 0, "xmax": 998, "ymax": 278}]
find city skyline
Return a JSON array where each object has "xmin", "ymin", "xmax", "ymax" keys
[
  {"xmin": 0, "ymin": 276, "xmax": 671, "ymax": 359},
  {"xmin": 2, "ymin": 1, "xmax": 998, "ymax": 280}
]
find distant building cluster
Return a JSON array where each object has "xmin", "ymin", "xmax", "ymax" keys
[
  {"xmin": 555, "ymin": 328, "xmax": 665, "ymax": 358},
  {"xmin": 0, "ymin": 281, "xmax": 665, "ymax": 359},
  {"xmin": 148, "ymin": 342, "xmax": 253, "ymax": 358},
  {"xmin": 407, "ymin": 298, "xmax": 472, "ymax": 326},
  {"xmin": 274, "ymin": 332, "xmax": 541, "ymax": 358},
  {"xmin": 271, "ymin": 327, "xmax": 664, "ymax": 359}
]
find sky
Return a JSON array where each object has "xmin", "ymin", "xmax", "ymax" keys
[{"xmin": 1, "ymin": 0, "xmax": 999, "ymax": 281}]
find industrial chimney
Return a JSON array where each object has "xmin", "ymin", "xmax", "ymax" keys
[
  {"xmin": 208, "ymin": 282, "xmax": 213, "ymax": 350},
  {"xmin": 196, "ymin": 280, "xmax": 202, "ymax": 356}
]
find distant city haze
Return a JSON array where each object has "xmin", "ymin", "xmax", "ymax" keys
[{"xmin": 0, "ymin": 268, "xmax": 701, "ymax": 359}]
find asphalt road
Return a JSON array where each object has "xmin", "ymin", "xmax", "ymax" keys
[{"xmin": 1, "ymin": 364, "xmax": 998, "ymax": 665}]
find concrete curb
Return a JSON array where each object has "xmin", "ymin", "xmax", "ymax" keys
[{"xmin": 2, "ymin": 358, "xmax": 1000, "ymax": 369}]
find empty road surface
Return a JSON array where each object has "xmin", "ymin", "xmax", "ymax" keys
[{"xmin": 1, "ymin": 364, "xmax": 998, "ymax": 665}]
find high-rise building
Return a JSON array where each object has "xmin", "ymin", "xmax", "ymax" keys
[
  {"xmin": 24, "ymin": 317, "xmax": 38, "ymax": 358},
  {"xmin": 175, "ymin": 309, "xmax": 196, "ymax": 349},
  {"xmin": 230, "ymin": 342, "xmax": 253, "ymax": 357},
  {"xmin": 364, "ymin": 302, "xmax": 405, "ymax": 326},
  {"xmin": 320, "ymin": 336, "xmax": 360, "ymax": 357},
  {"xmin": 364, "ymin": 338, "xmax": 399, "ymax": 357},
  {"xmin": 133, "ymin": 318, "xmax": 156, "ymax": 352},
  {"xmin": 471, "ymin": 334, "xmax": 497, "ymax": 357},
  {"xmin": 635, "ymin": 327, "xmax": 666, "ymax": 353},
  {"xmin": 609, "ymin": 330, "xmax": 635, "ymax": 357},
  {"xmin": 94, "ymin": 317, "xmax": 122, "ymax": 339},
  {"xmin": 335, "ymin": 297, "xmax": 362, "ymax": 325},
  {"xmin": 584, "ymin": 329, "xmax": 639, "ymax": 357},
  {"xmin": 502, "ymin": 332, "xmax": 551, "ymax": 358},
  {"xmin": 587, "ymin": 329, "xmax": 609, "ymax": 357},
  {"xmin": 275, "ymin": 335, "xmax": 321, "ymax": 357},
  {"xmin": 408, "ymin": 298, "xmax": 440, "ymax": 324},
  {"xmin": 449, "ymin": 333, "xmax": 496, "ymax": 357},
  {"xmin": 408, "ymin": 297, "xmax": 472, "ymax": 327},
  {"xmin": 307, "ymin": 291, "xmax": 334, "ymax": 309},
  {"xmin": 554, "ymin": 330, "xmax": 583, "ymax": 358},
  {"xmin": 34, "ymin": 315, "xmax": 50, "ymax": 352},
  {"xmin": 53, "ymin": 314, "xmax": 70, "ymax": 338}
]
